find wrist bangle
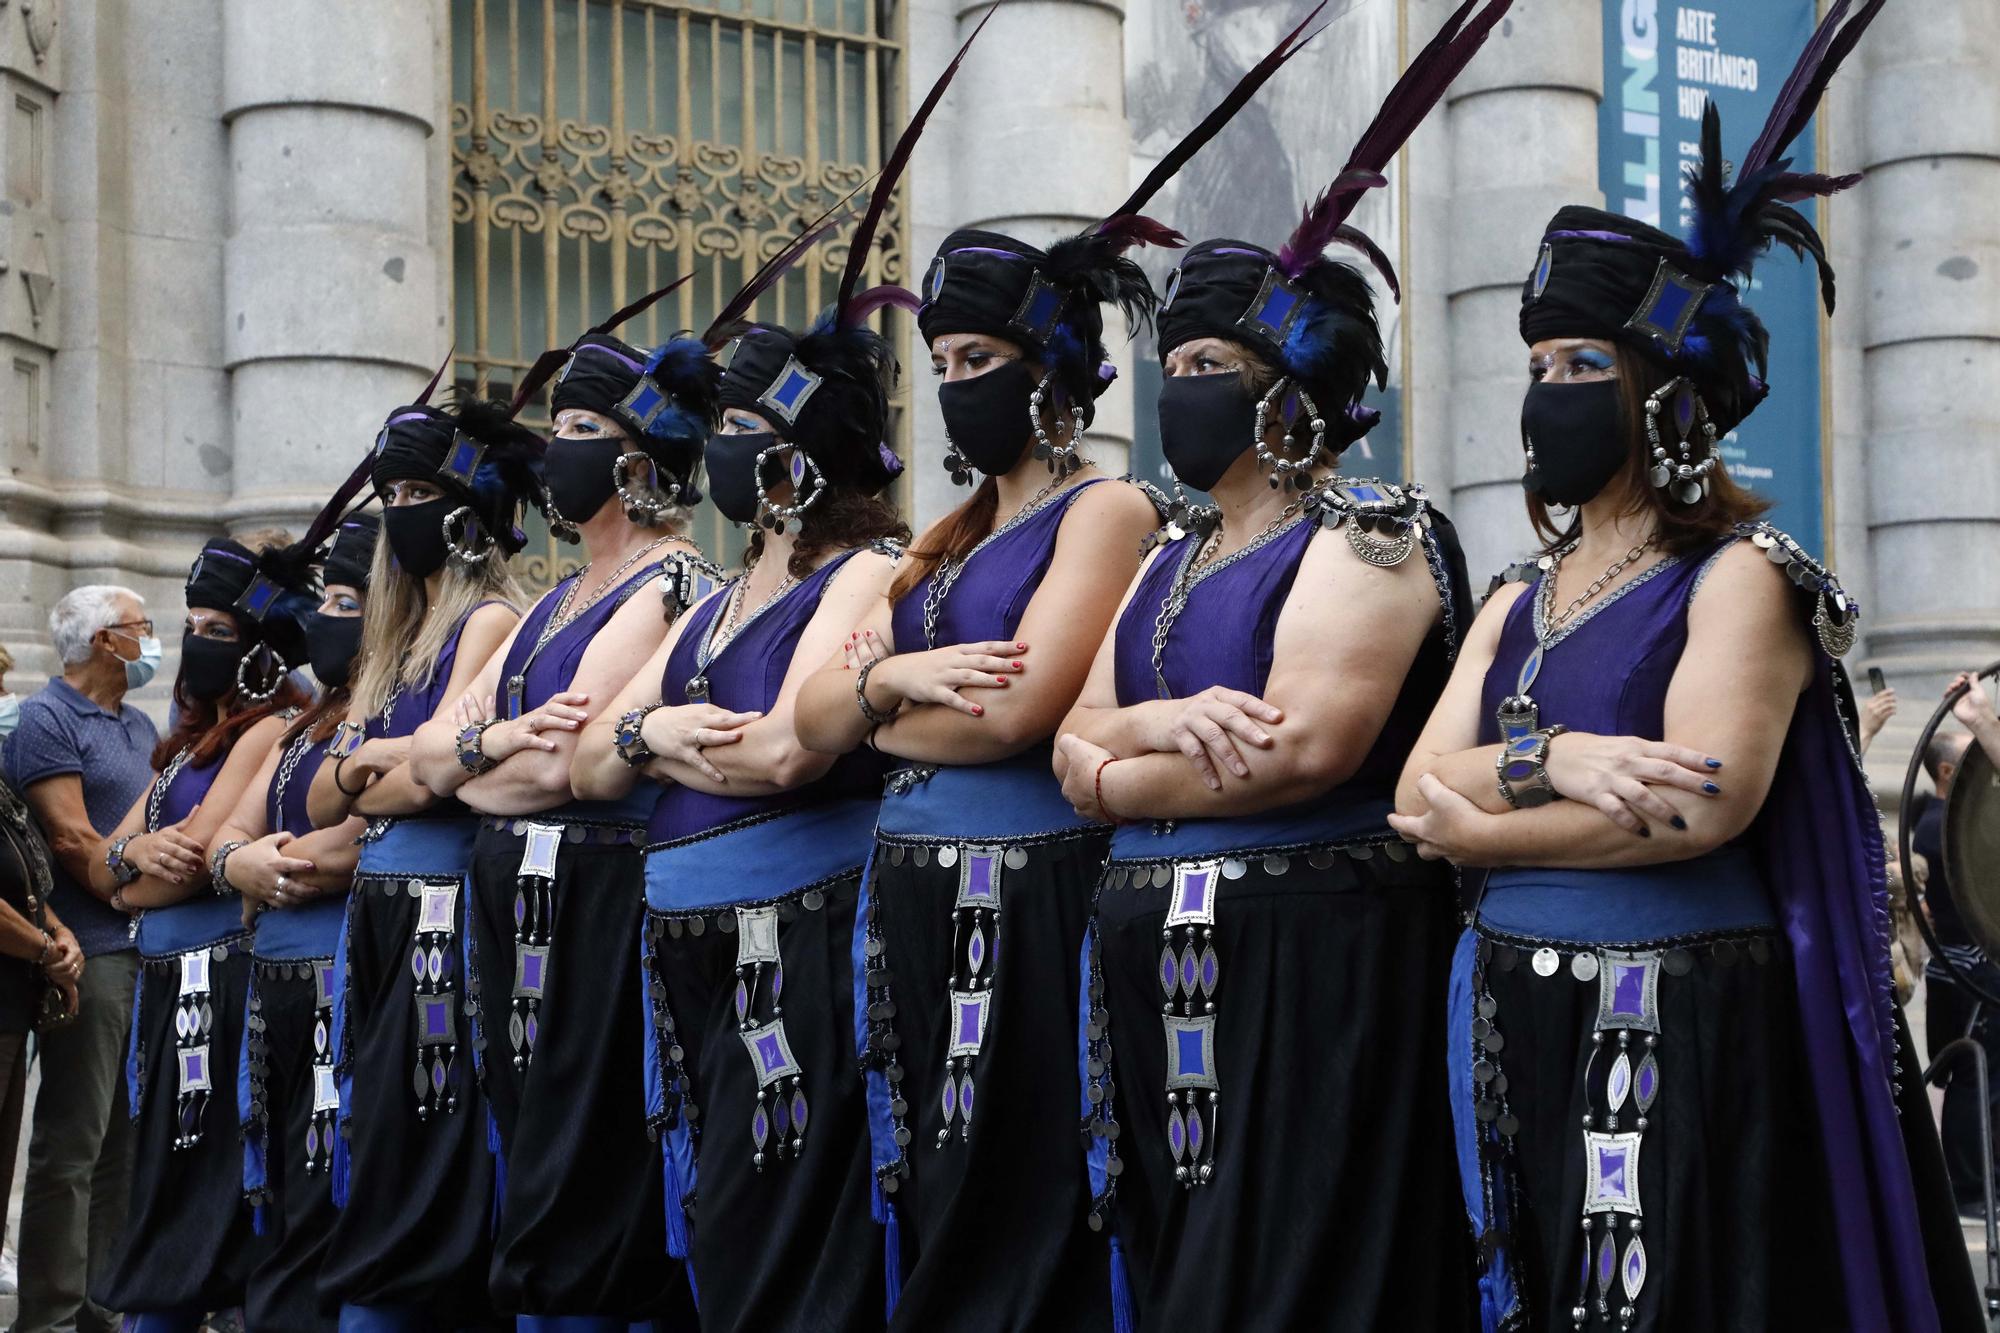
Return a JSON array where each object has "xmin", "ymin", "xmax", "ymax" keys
[
  {"xmin": 855, "ymin": 657, "xmax": 901, "ymax": 726},
  {"xmin": 1495, "ymin": 724, "xmax": 1569, "ymax": 809},
  {"xmin": 35, "ymin": 930, "xmax": 53, "ymax": 967},
  {"xmin": 106, "ymin": 834, "xmax": 141, "ymax": 886},
  {"xmin": 456, "ymin": 719, "xmax": 500, "ymax": 777},
  {"xmin": 209, "ymin": 841, "xmax": 249, "ymax": 897},
  {"xmin": 1093, "ymin": 758, "xmax": 1123, "ymax": 825},
  {"xmin": 332, "ymin": 753, "xmax": 368, "ymax": 798},
  {"xmin": 615, "ymin": 705, "xmax": 664, "ymax": 769}
]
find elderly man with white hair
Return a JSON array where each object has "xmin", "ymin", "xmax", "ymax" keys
[{"xmin": 3, "ymin": 584, "xmax": 175, "ymax": 1333}]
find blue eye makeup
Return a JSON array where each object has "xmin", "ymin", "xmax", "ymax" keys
[{"xmin": 1572, "ymin": 348, "xmax": 1615, "ymax": 372}]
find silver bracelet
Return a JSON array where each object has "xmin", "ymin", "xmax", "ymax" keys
[
  {"xmin": 209, "ymin": 840, "xmax": 250, "ymax": 897},
  {"xmin": 1496, "ymin": 724, "xmax": 1568, "ymax": 809}
]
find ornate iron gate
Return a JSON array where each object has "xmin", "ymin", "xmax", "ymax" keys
[{"xmin": 450, "ymin": 0, "xmax": 911, "ymax": 588}]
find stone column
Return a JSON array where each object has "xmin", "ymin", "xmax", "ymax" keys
[
  {"xmin": 906, "ymin": 0, "xmax": 1133, "ymax": 529},
  {"xmin": 1440, "ymin": 0, "xmax": 1604, "ymax": 581},
  {"xmin": 1857, "ymin": 5, "xmax": 2000, "ymax": 738},
  {"xmin": 221, "ymin": 0, "xmax": 446, "ymax": 536}
]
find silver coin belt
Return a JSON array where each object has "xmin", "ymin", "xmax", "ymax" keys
[
  {"xmin": 1464, "ymin": 926, "xmax": 1778, "ymax": 1331},
  {"xmin": 352, "ymin": 872, "xmax": 467, "ymax": 1119},
  {"xmin": 139, "ymin": 930, "xmax": 252, "ymax": 1151},
  {"xmin": 862, "ymin": 839, "xmax": 1047, "ymax": 1198},
  {"xmin": 645, "ymin": 874, "xmax": 855, "ymax": 1174},
  {"xmin": 246, "ymin": 955, "xmax": 341, "ymax": 1190},
  {"xmin": 1088, "ymin": 837, "xmax": 1411, "ymax": 1197}
]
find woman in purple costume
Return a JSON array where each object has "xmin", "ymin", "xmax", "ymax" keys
[
  {"xmin": 1392, "ymin": 5, "xmax": 1980, "ymax": 1328},
  {"xmin": 91, "ymin": 533, "xmax": 317, "ymax": 1331}
]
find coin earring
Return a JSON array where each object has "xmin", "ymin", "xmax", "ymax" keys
[{"xmin": 1644, "ymin": 377, "xmax": 1718, "ymax": 505}]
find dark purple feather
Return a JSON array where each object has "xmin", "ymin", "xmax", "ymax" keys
[
  {"xmin": 590, "ymin": 271, "xmax": 697, "ymax": 340},
  {"xmin": 1742, "ymin": 0, "xmax": 1884, "ymax": 182},
  {"xmin": 1278, "ymin": 0, "xmax": 1513, "ymax": 276},
  {"xmin": 702, "ymin": 190, "xmax": 860, "ymax": 349},
  {"xmin": 835, "ymin": 1, "xmax": 999, "ymax": 326},
  {"xmin": 1107, "ymin": 0, "xmax": 1330, "ymax": 225},
  {"xmin": 1093, "ymin": 213, "xmax": 1187, "ymax": 253},
  {"xmin": 1332, "ymin": 224, "xmax": 1400, "ymax": 301},
  {"xmin": 842, "ymin": 284, "xmax": 923, "ymax": 324},
  {"xmin": 414, "ymin": 343, "xmax": 454, "ymax": 407},
  {"xmin": 507, "ymin": 347, "xmax": 572, "ymax": 418}
]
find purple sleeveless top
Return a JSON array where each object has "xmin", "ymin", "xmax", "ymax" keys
[
  {"xmin": 367, "ymin": 601, "xmax": 504, "ymax": 742},
  {"xmin": 136, "ymin": 749, "xmax": 236, "ymax": 956},
  {"xmin": 1476, "ymin": 543, "xmax": 1774, "ymax": 940},
  {"xmin": 1110, "ymin": 516, "xmax": 1449, "ymax": 844},
  {"xmin": 499, "ymin": 562, "xmax": 664, "ymax": 721},
  {"xmin": 889, "ymin": 479, "xmax": 1106, "ymax": 651},
  {"xmin": 650, "ymin": 549, "xmax": 887, "ymax": 843},
  {"xmin": 500, "ymin": 562, "xmax": 667, "ymax": 824},
  {"xmin": 267, "ymin": 733, "xmax": 331, "ymax": 838}
]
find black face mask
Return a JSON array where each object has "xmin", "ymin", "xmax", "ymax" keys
[
  {"xmin": 306, "ymin": 614, "xmax": 364, "ymax": 690},
  {"xmin": 181, "ymin": 633, "xmax": 251, "ymax": 703},
  {"xmin": 543, "ymin": 436, "xmax": 627, "ymax": 529},
  {"xmin": 939, "ymin": 358, "xmax": 1036, "ymax": 477},
  {"xmin": 1520, "ymin": 379, "xmax": 1629, "ymax": 506},
  {"xmin": 1158, "ymin": 373, "xmax": 1259, "ymax": 493},
  {"xmin": 705, "ymin": 431, "xmax": 778, "ymax": 526},
  {"xmin": 381, "ymin": 497, "xmax": 455, "ymax": 579}
]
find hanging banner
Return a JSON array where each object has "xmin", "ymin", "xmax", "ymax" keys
[{"xmin": 1601, "ymin": 0, "xmax": 1826, "ymax": 553}]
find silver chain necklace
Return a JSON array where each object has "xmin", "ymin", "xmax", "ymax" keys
[
  {"xmin": 271, "ymin": 726, "xmax": 318, "ymax": 820},
  {"xmin": 1148, "ymin": 502, "xmax": 1305, "ymax": 698},
  {"xmin": 507, "ymin": 534, "xmax": 677, "ymax": 716},
  {"xmin": 921, "ymin": 474, "xmax": 1074, "ymax": 648},
  {"xmin": 685, "ymin": 570, "xmax": 800, "ymax": 703},
  {"xmin": 146, "ymin": 746, "xmax": 195, "ymax": 833},
  {"xmin": 1536, "ymin": 536, "xmax": 1659, "ymax": 646}
]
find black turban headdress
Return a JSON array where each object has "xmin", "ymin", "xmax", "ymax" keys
[
  {"xmin": 1158, "ymin": 0, "xmax": 1516, "ymax": 454},
  {"xmin": 369, "ymin": 394, "xmax": 547, "ymax": 558},
  {"xmin": 1519, "ymin": 0, "xmax": 1884, "ymax": 435},
  {"xmin": 712, "ymin": 4, "xmax": 1002, "ymax": 502}
]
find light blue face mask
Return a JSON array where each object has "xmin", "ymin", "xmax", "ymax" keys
[
  {"xmin": 108, "ymin": 630, "xmax": 162, "ymax": 691},
  {"xmin": 0, "ymin": 693, "xmax": 17, "ymax": 738}
]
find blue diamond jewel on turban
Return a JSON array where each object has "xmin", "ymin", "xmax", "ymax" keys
[
  {"xmin": 1009, "ymin": 274, "xmax": 1066, "ymax": 341},
  {"xmin": 1237, "ymin": 267, "xmax": 1306, "ymax": 344},
  {"xmin": 618, "ymin": 377, "xmax": 669, "ymax": 432},
  {"xmin": 1531, "ymin": 243, "xmax": 1554, "ymax": 299},
  {"xmin": 237, "ymin": 574, "xmax": 282, "ymax": 622},
  {"xmin": 1623, "ymin": 259, "xmax": 1714, "ymax": 353},
  {"xmin": 756, "ymin": 356, "xmax": 824, "ymax": 425},
  {"xmin": 439, "ymin": 432, "xmax": 486, "ymax": 485}
]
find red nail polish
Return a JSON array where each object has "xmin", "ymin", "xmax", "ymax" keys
[
  {"xmin": 1012, "ymin": 662, "xmax": 1023, "ymax": 671},
  {"xmin": 972, "ymin": 705, "xmax": 984, "ymax": 716}
]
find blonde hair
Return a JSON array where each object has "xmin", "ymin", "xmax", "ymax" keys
[{"xmin": 350, "ymin": 535, "xmax": 523, "ymax": 720}]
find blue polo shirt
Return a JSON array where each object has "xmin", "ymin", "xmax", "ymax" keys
[{"xmin": 4, "ymin": 679, "xmax": 158, "ymax": 957}]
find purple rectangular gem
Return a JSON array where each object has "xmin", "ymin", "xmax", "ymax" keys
[
  {"xmin": 957, "ymin": 999, "xmax": 983, "ymax": 1048},
  {"xmin": 1611, "ymin": 962, "xmax": 1646, "ymax": 1016},
  {"xmin": 1178, "ymin": 871, "xmax": 1210, "ymax": 916},
  {"xmin": 1175, "ymin": 1026, "xmax": 1206, "ymax": 1078},
  {"xmin": 420, "ymin": 997, "xmax": 451, "ymax": 1040},
  {"xmin": 1598, "ymin": 1146, "xmax": 1627, "ymax": 1193},
  {"xmin": 964, "ymin": 856, "xmax": 996, "ymax": 900},
  {"xmin": 521, "ymin": 951, "xmax": 544, "ymax": 991},
  {"xmin": 185, "ymin": 1051, "xmax": 204, "ymax": 1081},
  {"xmin": 756, "ymin": 1032, "xmax": 784, "ymax": 1075}
]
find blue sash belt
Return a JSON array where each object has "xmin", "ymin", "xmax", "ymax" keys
[
  {"xmin": 875, "ymin": 750, "xmax": 1102, "ymax": 843},
  {"xmin": 645, "ymin": 799, "xmax": 878, "ymax": 913},
  {"xmin": 1107, "ymin": 796, "xmax": 1394, "ymax": 862},
  {"xmin": 1477, "ymin": 844, "xmax": 1775, "ymax": 944}
]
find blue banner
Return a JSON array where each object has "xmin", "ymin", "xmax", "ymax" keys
[{"xmin": 1601, "ymin": 0, "xmax": 1825, "ymax": 553}]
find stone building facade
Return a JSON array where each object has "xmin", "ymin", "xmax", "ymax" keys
[{"xmin": 1, "ymin": 0, "xmax": 1993, "ymax": 779}]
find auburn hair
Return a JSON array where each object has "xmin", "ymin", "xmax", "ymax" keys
[
  {"xmin": 745, "ymin": 487, "xmax": 911, "ymax": 581},
  {"xmin": 1526, "ymin": 350, "xmax": 1769, "ymax": 559},
  {"xmin": 153, "ymin": 674, "xmax": 313, "ymax": 770}
]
